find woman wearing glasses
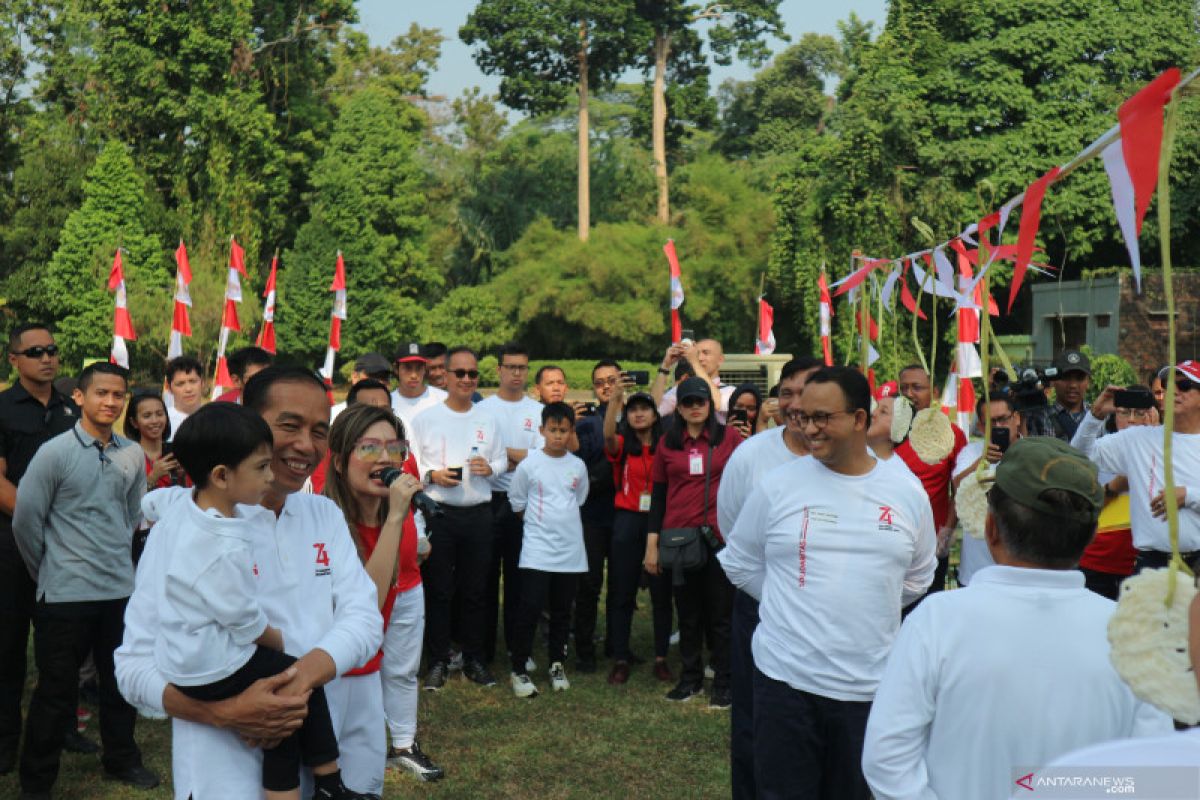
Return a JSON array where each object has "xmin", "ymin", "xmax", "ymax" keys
[
  {"xmin": 643, "ymin": 376, "xmax": 741, "ymax": 708},
  {"xmin": 325, "ymin": 405, "xmax": 445, "ymax": 786}
]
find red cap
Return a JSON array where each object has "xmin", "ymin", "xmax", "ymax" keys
[
  {"xmin": 1160, "ymin": 360, "xmax": 1200, "ymax": 384},
  {"xmin": 875, "ymin": 381, "xmax": 899, "ymax": 400}
]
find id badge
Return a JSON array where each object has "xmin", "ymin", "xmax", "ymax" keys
[
  {"xmin": 689, "ymin": 451, "xmax": 704, "ymax": 476},
  {"xmin": 638, "ymin": 491, "xmax": 652, "ymax": 512}
]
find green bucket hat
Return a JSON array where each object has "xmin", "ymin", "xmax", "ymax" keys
[{"xmin": 993, "ymin": 437, "xmax": 1104, "ymax": 523}]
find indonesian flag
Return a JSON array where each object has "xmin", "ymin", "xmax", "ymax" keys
[
  {"xmin": 211, "ymin": 236, "xmax": 248, "ymax": 400},
  {"xmin": 818, "ymin": 267, "xmax": 834, "ymax": 366},
  {"xmin": 954, "ymin": 246, "xmax": 983, "ymax": 381},
  {"xmin": 107, "ymin": 249, "xmax": 136, "ymax": 368},
  {"xmin": 664, "ymin": 239, "xmax": 684, "ymax": 343},
  {"xmin": 320, "ymin": 251, "xmax": 347, "ymax": 381},
  {"xmin": 168, "ymin": 240, "xmax": 192, "ymax": 359},
  {"xmin": 755, "ymin": 297, "xmax": 776, "ymax": 355},
  {"xmin": 256, "ymin": 254, "xmax": 278, "ymax": 354}
]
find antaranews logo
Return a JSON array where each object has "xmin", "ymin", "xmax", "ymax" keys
[{"xmin": 1015, "ymin": 772, "xmax": 1035, "ymax": 792}]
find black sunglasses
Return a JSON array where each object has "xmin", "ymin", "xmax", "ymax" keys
[
  {"xmin": 11, "ymin": 345, "xmax": 59, "ymax": 359},
  {"xmin": 1177, "ymin": 381, "xmax": 1200, "ymax": 393},
  {"xmin": 451, "ymin": 369, "xmax": 480, "ymax": 380}
]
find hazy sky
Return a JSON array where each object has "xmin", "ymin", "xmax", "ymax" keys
[{"xmin": 356, "ymin": 0, "xmax": 889, "ymax": 109}]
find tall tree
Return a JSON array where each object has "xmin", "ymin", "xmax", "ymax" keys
[{"xmin": 461, "ymin": 0, "xmax": 647, "ymax": 241}]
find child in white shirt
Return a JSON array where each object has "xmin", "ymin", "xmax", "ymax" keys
[
  {"xmin": 157, "ymin": 403, "xmax": 365, "ymax": 800},
  {"xmin": 505, "ymin": 402, "xmax": 589, "ymax": 697}
]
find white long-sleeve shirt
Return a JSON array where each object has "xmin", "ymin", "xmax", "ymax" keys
[
  {"xmin": 1071, "ymin": 413, "xmax": 1200, "ymax": 551},
  {"xmin": 508, "ymin": 449, "xmax": 589, "ymax": 573},
  {"xmin": 476, "ymin": 394, "xmax": 544, "ymax": 493},
  {"xmin": 718, "ymin": 455, "xmax": 936, "ymax": 702},
  {"xmin": 409, "ymin": 401, "xmax": 507, "ymax": 507},
  {"xmin": 862, "ymin": 566, "xmax": 1173, "ymax": 800},
  {"xmin": 116, "ymin": 487, "xmax": 382, "ymax": 800},
  {"xmin": 716, "ymin": 427, "xmax": 800, "ymax": 537}
]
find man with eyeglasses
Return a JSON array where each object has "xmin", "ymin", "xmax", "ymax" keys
[
  {"xmin": 719, "ymin": 366, "xmax": 935, "ymax": 799},
  {"xmin": 410, "ymin": 347, "xmax": 507, "ymax": 690},
  {"xmin": 0, "ymin": 324, "xmax": 80, "ymax": 775},
  {"xmin": 1072, "ymin": 360, "xmax": 1200, "ymax": 575},
  {"xmin": 13, "ymin": 362, "xmax": 160, "ymax": 796},
  {"xmin": 477, "ymin": 343, "xmax": 544, "ymax": 666}
]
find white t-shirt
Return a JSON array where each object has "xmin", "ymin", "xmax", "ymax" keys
[
  {"xmin": 953, "ymin": 441, "xmax": 996, "ymax": 586},
  {"xmin": 507, "ymin": 449, "xmax": 589, "ymax": 573},
  {"xmin": 410, "ymin": 402, "xmax": 507, "ymax": 507},
  {"xmin": 391, "ymin": 385, "xmax": 447, "ymax": 443},
  {"xmin": 862, "ymin": 566, "xmax": 1173, "ymax": 800},
  {"xmin": 166, "ymin": 405, "xmax": 191, "ymax": 441},
  {"xmin": 718, "ymin": 455, "xmax": 936, "ymax": 702},
  {"xmin": 155, "ymin": 498, "xmax": 271, "ymax": 686},
  {"xmin": 476, "ymin": 394, "xmax": 545, "ymax": 493},
  {"xmin": 659, "ymin": 379, "xmax": 737, "ymax": 423},
  {"xmin": 1072, "ymin": 414, "xmax": 1200, "ymax": 551},
  {"xmin": 716, "ymin": 427, "xmax": 802, "ymax": 537}
]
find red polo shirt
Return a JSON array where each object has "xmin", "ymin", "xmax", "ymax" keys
[
  {"xmin": 895, "ymin": 422, "xmax": 968, "ymax": 530},
  {"xmin": 606, "ymin": 434, "xmax": 657, "ymax": 513},
  {"xmin": 651, "ymin": 426, "xmax": 740, "ymax": 539}
]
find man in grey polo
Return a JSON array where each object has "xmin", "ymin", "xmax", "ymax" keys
[{"xmin": 13, "ymin": 362, "xmax": 158, "ymax": 798}]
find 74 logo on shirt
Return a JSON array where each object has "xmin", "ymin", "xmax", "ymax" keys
[
  {"xmin": 877, "ymin": 506, "xmax": 901, "ymax": 533},
  {"xmin": 313, "ymin": 542, "xmax": 332, "ymax": 577}
]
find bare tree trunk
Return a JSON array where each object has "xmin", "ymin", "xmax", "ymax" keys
[
  {"xmin": 577, "ymin": 20, "xmax": 590, "ymax": 242},
  {"xmin": 653, "ymin": 30, "xmax": 671, "ymax": 225}
]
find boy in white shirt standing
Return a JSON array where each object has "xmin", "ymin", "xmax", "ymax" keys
[
  {"xmin": 505, "ymin": 403, "xmax": 589, "ymax": 698},
  {"xmin": 158, "ymin": 403, "xmax": 368, "ymax": 800}
]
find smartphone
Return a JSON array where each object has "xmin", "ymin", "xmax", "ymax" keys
[
  {"xmin": 1114, "ymin": 389, "xmax": 1155, "ymax": 409},
  {"xmin": 626, "ymin": 369, "xmax": 650, "ymax": 385},
  {"xmin": 680, "ymin": 328, "xmax": 695, "ymax": 343},
  {"xmin": 448, "ymin": 466, "xmax": 463, "ymax": 480},
  {"xmin": 728, "ymin": 408, "xmax": 749, "ymax": 426},
  {"xmin": 991, "ymin": 427, "xmax": 1011, "ymax": 453},
  {"xmin": 581, "ymin": 402, "xmax": 598, "ymax": 416}
]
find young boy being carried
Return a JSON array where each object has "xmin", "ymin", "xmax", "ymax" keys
[
  {"xmin": 155, "ymin": 403, "xmax": 367, "ymax": 800},
  {"xmin": 506, "ymin": 402, "xmax": 590, "ymax": 698}
]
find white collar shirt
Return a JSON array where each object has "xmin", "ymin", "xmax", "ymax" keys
[{"xmin": 476, "ymin": 394, "xmax": 545, "ymax": 493}]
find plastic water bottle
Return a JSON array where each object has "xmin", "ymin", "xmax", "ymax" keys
[{"xmin": 468, "ymin": 446, "xmax": 479, "ymax": 478}]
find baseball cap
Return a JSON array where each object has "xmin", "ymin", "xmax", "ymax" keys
[
  {"xmin": 1051, "ymin": 349, "xmax": 1091, "ymax": 376},
  {"xmin": 1158, "ymin": 359, "xmax": 1200, "ymax": 384},
  {"xmin": 626, "ymin": 391, "xmax": 659, "ymax": 412},
  {"xmin": 993, "ymin": 437, "xmax": 1103, "ymax": 523},
  {"xmin": 394, "ymin": 342, "xmax": 427, "ymax": 364},
  {"xmin": 875, "ymin": 381, "xmax": 899, "ymax": 400},
  {"xmin": 354, "ymin": 352, "xmax": 391, "ymax": 375},
  {"xmin": 676, "ymin": 377, "xmax": 711, "ymax": 403}
]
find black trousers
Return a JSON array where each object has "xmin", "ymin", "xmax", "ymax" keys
[
  {"xmin": 178, "ymin": 646, "xmax": 338, "ymax": 792},
  {"xmin": 1080, "ymin": 567, "xmax": 1127, "ymax": 601},
  {"xmin": 484, "ymin": 492, "xmax": 523, "ymax": 663},
  {"xmin": 509, "ymin": 569, "xmax": 578, "ymax": 674},
  {"xmin": 752, "ymin": 666, "xmax": 872, "ymax": 800},
  {"xmin": 675, "ymin": 555, "xmax": 732, "ymax": 691},
  {"xmin": 730, "ymin": 589, "xmax": 760, "ymax": 800},
  {"xmin": 20, "ymin": 598, "xmax": 141, "ymax": 793},
  {"xmin": 422, "ymin": 502, "xmax": 493, "ymax": 663},
  {"xmin": 1135, "ymin": 549, "xmax": 1200, "ymax": 575},
  {"xmin": 0, "ymin": 529, "xmax": 35, "ymax": 763},
  {"xmin": 573, "ymin": 523, "xmax": 611, "ymax": 660},
  {"xmin": 607, "ymin": 510, "xmax": 672, "ymax": 661}
]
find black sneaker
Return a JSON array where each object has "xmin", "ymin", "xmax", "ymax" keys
[
  {"xmin": 103, "ymin": 763, "xmax": 160, "ymax": 789},
  {"xmin": 665, "ymin": 681, "xmax": 703, "ymax": 702},
  {"xmin": 63, "ymin": 729, "xmax": 100, "ymax": 754},
  {"xmin": 424, "ymin": 661, "xmax": 450, "ymax": 691},
  {"xmin": 462, "ymin": 659, "xmax": 497, "ymax": 687},
  {"xmin": 387, "ymin": 739, "xmax": 445, "ymax": 782},
  {"xmin": 708, "ymin": 687, "xmax": 732, "ymax": 709},
  {"xmin": 311, "ymin": 773, "xmax": 373, "ymax": 799}
]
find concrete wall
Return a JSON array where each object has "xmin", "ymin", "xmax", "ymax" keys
[
  {"xmin": 1117, "ymin": 273, "xmax": 1200, "ymax": 375},
  {"xmin": 1030, "ymin": 277, "xmax": 1121, "ymax": 365}
]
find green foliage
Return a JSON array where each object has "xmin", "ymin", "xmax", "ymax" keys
[
  {"xmin": 421, "ymin": 286, "xmax": 517, "ymax": 355},
  {"xmin": 1081, "ymin": 346, "xmax": 1139, "ymax": 403},
  {"xmin": 40, "ymin": 141, "xmax": 168, "ymax": 372}
]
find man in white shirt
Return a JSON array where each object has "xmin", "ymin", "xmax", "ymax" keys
[
  {"xmin": 715, "ymin": 355, "xmax": 823, "ymax": 800},
  {"xmin": 862, "ymin": 437, "xmax": 1173, "ymax": 800},
  {"xmin": 658, "ymin": 338, "xmax": 736, "ymax": 421},
  {"xmin": 1072, "ymin": 360, "xmax": 1200, "ymax": 574},
  {"xmin": 389, "ymin": 344, "xmax": 447, "ymax": 453},
  {"xmin": 115, "ymin": 366, "xmax": 383, "ymax": 799},
  {"xmin": 410, "ymin": 347, "xmax": 507, "ymax": 690},
  {"xmin": 719, "ymin": 366, "xmax": 936, "ymax": 800},
  {"xmin": 165, "ymin": 355, "xmax": 205, "ymax": 437},
  {"xmin": 477, "ymin": 343, "xmax": 545, "ymax": 664}
]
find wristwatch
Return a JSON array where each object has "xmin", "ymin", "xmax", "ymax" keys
[
  {"xmin": 424, "ymin": 469, "xmax": 434, "ymax": 483},
  {"xmin": 657, "ymin": 367, "xmax": 671, "ymax": 375}
]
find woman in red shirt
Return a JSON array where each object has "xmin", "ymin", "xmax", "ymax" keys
[
  {"xmin": 603, "ymin": 385, "xmax": 671, "ymax": 686},
  {"xmin": 124, "ymin": 391, "xmax": 184, "ymax": 564},
  {"xmin": 325, "ymin": 404, "xmax": 444, "ymax": 786},
  {"xmin": 644, "ymin": 377, "xmax": 741, "ymax": 708}
]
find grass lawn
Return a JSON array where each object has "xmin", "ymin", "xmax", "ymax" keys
[{"xmin": 1, "ymin": 595, "xmax": 731, "ymax": 799}]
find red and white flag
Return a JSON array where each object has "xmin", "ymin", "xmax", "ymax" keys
[
  {"xmin": 818, "ymin": 267, "xmax": 834, "ymax": 366},
  {"xmin": 211, "ymin": 237, "xmax": 247, "ymax": 400},
  {"xmin": 168, "ymin": 240, "xmax": 192, "ymax": 360},
  {"xmin": 256, "ymin": 254, "xmax": 278, "ymax": 354},
  {"xmin": 664, "ymin": 240, "xmax": 684, "ymax": 343},
  {"xmin": 107, "ymin": 249, "xmax": 136, "ymax": 368},
  {"xmin": 320, "ymin": 251, "xmax": 347, "ymax": 381},
  {"xmin": 755, "ymin": 297, "xmax": 776, "ymax": 355}
]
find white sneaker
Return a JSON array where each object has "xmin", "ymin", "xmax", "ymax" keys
[
  {"xmin": 525, "ymin": 656, "xmax": 537, "ymax": 672},
  {"xmin": 511, "ymin": 672, "xmax": 538, "ymax": 698},
  {"xmin": 669, "ymin": 630, "xmax": 680, "ymax": 646},
  {"xmin": 549, "ymin": 661, "xmax": 570, "ymax": 692}
]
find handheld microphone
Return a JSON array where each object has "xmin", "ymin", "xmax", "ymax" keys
[{"xmin": 371, "ymin": 467, "xmax": 445, "ymax": 518}]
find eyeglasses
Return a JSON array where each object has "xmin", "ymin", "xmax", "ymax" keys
[
  {"xmin": 791, "ymin": 410, "xmax": 852, "ymax": 429},
  {"xmin": 1177, "ymin": 381, "xmax": 1200, "ymax": 393},
  {"xmin": 450, "ymin": 369, "xmax": 480, "ymax": 380},
  {"xmin": 353, "ymin": 438, "xmax": 409, "ymax": 463},
  {"xmin": 593, "ymin": 377, "xmax": 619, "ymax": 388},
  {"xmin": 500, "ymin": 364, "xmax": 529, "ymax": 373},
  {"xmin": 11, "ymin": 345, "xmax": 59, "ymax": 359},
  {"xmin": 679, "ymin": 396, "xmax": 709, "ymax": 409},
  {"xmin": 1115, "ymin": 408, "xmax": 1152, "ymax": 419},
  {"xmin": 991, "ymin": 413, "xmax": 1015, "ymax": 426}
]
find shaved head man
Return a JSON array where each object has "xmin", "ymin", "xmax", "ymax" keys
[{"xmin": 657, "ymin": 337, "xmax": 736, "ymax": 422}]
